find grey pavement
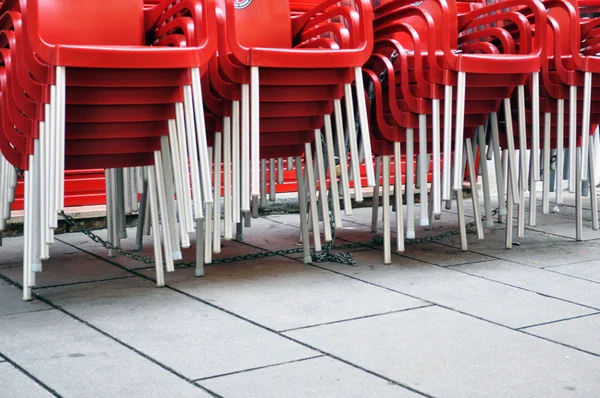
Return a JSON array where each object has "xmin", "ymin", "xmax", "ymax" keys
[{"xmin": 1, "ymin": 194, "xmax": 600, "ymax": 397}]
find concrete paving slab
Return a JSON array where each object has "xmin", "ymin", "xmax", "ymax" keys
[
  {"xmin": 0, "ymin": 362, "xmax": 54, "ymax": 398},
  {"xmin": 1, "ymin": 251, "xmax": 132, "ymax": 288},
  {"xmin": 286, "ymin": 306, "xmax": 600, "ymax": 398},
  {"xmin": 523, "ymin": 211, "xmax": 600, "ymax": 241},
  {"xmin": 547, "ymin": 260, "xmax": 600, "ymax": 283},
  {"xmin": 318, "ymin": 251, "xmax": 595, "ymax": 328},
  {"xmin": 439, "ymin": 225, "xmax": 600, "ymax": 268},
  {"xmin": 0, "ymin": 279, "xmax": 50, "ymax": 317},
  {"xmin": 399, "ymin": 241, "xmax": 494, "ymax": 267},
  {"xmin": 156, "ymin": 256, "xmax": 427, "ymax": 331},
  {"xmin": 0, "ymin": 236, "xmax": 81, "ymax": 268},
  {"xmin": 0, "ymin": 310, "xmax": 210, "ymax": 397},
  {"xmin": 452, "ymin": 260, "xmax": 600, "ymax": 310},
  {"xmin": 59, "ymin": 228, "xmax": 265, "ymax": 270},
  {"xmin": 201, "ymin": 356, "xmax": 421, "ymax": 398},
  {"xmin": 41, "ymin": 277, "xmax": 316, "ymax": 380},
  {"xmin": 526, "ymin": 314, "xmax": 600, "ymax": 355}
]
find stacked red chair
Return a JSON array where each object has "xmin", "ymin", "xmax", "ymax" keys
[
  {"xmin": 196, "ymin": 0, "xmax": 375, "ymax": 263},
  {"xmin": 362, "ymin": 0, "xmax": 550, "ymax": 263},
  {"xmin": 0, "ymin": 0, "xmax": 217, "ymax": 300}
]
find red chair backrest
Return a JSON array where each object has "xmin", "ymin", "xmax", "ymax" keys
[
  {"xmin": 376, "ymin": 0, "xmax": 459, "ymax": 55},
  {"xmin": 225, "ymin": 0, "xmax": 293, "ymax": 48},
  {"xmin": 36, "ymin": 0, "xmax": 145, "ymax": 46}
]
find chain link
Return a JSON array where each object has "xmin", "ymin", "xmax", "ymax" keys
[{"xmin": 59, "ymin": 204, "xmax": 500, "ymax": 269}]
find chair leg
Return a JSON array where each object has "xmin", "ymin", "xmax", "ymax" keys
[
  {"xmin": 269, "ymin": 158, "xmax": 276, "ymax": 202},
  {"xmin": 456, "ymin": 187, "xmax": 468, "ymax": 251},
  {"xmin": 568, "ymin": 85, "xmax": 577, "ymax": 193},
  {"xmin": 190, "ymin": 67, "xmax": 214, "ymax": 207},
  {"xmin": 224, "ymin": 116, "xmax": 233, "ymax": 240},
  {"xmin": 167, "ymin": 120, "xmax": 190, "ymax": 249},
  {"xmin": 204, "ymin": 203, "xmax": 213, "ymax": 264},
  {"xmin": 49, "ymin": 84, "xmax": 58, "ymax": 231},
  {"xmin": 147, "ymin": 166, "xmax": 165, "ymax": 286},
  {"xmin": 576, "ymin": 148, "xmax": 583, "ymax": 241},
  {"xmin": 556, "ymin": 99, "xmax": 565, "ymax": 204},
  {"xmin": 32, "ymin": 141, "xmax": 42, "ymax": 275},
  {"xmin": 105, "ymin": 169, "xmax": 115, "ymax": 257},
  {"xmin": 394, "ymin": 142, "xmax": 405, "ymax": 252},
  {"xmin": 232, "ymin": 101, "xmax": 241, "ymax": 223},
  {"xmin": 260, "ymin": 159, "xmax": 267, "ymax": 208},
  {"xmin": 531, "ymin": 72, "xmax": 541, "ymax": 181},
  {"xmin": 466, "ymin": 138, "xmax": 484, "ymax": 240},
  {"xmin": 182, "ymin": 87, "xmax": 204, "ymax": 221},
  {"xmin": 529, "ymin": 150, "xmax": 537, "ymax": 227},
  {"xmin": 371, "ymin": 156, "xmax": 381, "ymax": 233},
  {"xmin": 344, "ymin": 84, "xmax": 363, "ymax": 202},
  {"xmin": 588, "ymin": 141, "xmax": 599, "ymax": 230},
  {"xmin": 324, "ymin": 115, "xmax": 342, "ymax": 228},
  {"xmin": 382, "ymin": 156, "xmax": 392, "ymax": 264},
  {"xmin": 135, "ymin": 180, "xmax": 148, "ymax": 252},
  {"xmin": 305, "ymin": 143, "xmax": 322, "ymax": 252},
  {"xmin": 213, "ymin": 132, "xmax": 222, "ymax": 254},
  {"xmin": 295, "ymin": 156, "xmax": 312, "ymax": 264},
  {"xmin": 110, "ymin": 169, "xmax": 121, "ymax": 249},
  {"xmin": 517, "ymin": 152, "xmax": 526, "ymax": 238},
  {"xmin": 195, "ymin": 218, "xmax": 205, "ymax": 277},
  {"xmin": 478, "ymin": 126, "xmax": 494, "ymax": 227},
  {"xmin": 241, "ymin": 84, "xmax": 251, "ymax": 212},
  {"xmin": 432, "ymin": 98, "xmax": 442, "ymax": 216},
  {"xmin": 542, "ymin": 113, "xmax": 551, "ymax": 214},
  {"xmin": 160, "ymin": 138, "xmax": 181, "ymax": 259},
  {"xmin": 38, "ymin": 120, "xmax": 49, "ymax": 260},
  {"xmin": 278, "ymin": 158, "xmax": 284, "ymax": 184},
  {"xmin": 56, "ymin": 66, "xmax": 66, "ymax": 212},
  {"xmin": 334, "ymin": 99, "xmax": 353, "ymax": 215},
  {"xmin": 443, "ymin": 85, "xmax": 453, "ymax": 202},
  {"xmin": 502, "ymin": 99, "xmax": 520, "ymax": 204},
  {"xmin": 581, "ymin": 72, "xmax": 592, "ymax": 181},
  {"xmin": 250, "ymin": 66, "xmax": 260, "ymax": 202},
  {"xmin": 153, "ymin": 151, "xmax": 175, "ymax": 272},
  {"xmin": 453, "ymin": 72, "xmax": 467, "ymax": 191},
  {"xmin": 505, "ymin": 161, "xmax": 514, "ymax": 249},
  {"xmin": 354, "ymin": 67, "xmax": 375, "ymax": 187},
  {"xmin": 517, "ymin": 86, "xmax": 529, "ymax": 194},
  {"xmin": 419, "ymin": 114, "xmax": 429, "ymax": 226},
  {"xmin": 314, "ymin": 129, "xmax": 332, "ymax": 242},
  {"xmin": 43, "ymin": 103, "xmax": 54, "ymax": 246},
  {"xmin": 22, "ymin": 166, "xmax": 32, "ymax": 301},
  {"xmin": 406, "ymin": 128, "xmax": 415, "ymax": 239}
]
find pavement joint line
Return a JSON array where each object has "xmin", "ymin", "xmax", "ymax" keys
[
  {"xmin": 55, "ymin": 240, "xmax": 435, "ymax": 398},
  {"xmin": 541, "ymin": 268, "xmax": 600, "ymax": 285},
  {"xmin": 517, "ymin": 311, "xmax": 600, "ymax": 331},
  {"xmin": 445, "ymin": 266, "xmax": 600, "ymax": 312},
  {"xmin": 30, "ymin": 275, "xmax": 137, "ymax": 290},
  {"xmin": 193, "ymin": 355, "xmax": 325, "ymax": 382},
  {"xmin": 0, "ymin": 351, "xmax": 62, "ymax": 397},
  {"xmin": 303, "ymin": 260, "xmax": 600, "ymax": 359},
  {"xmin": 0, "ymin": 273, "xmax": 223, "ymax": 398},
  {"xmin": 278, "ymin": 305, "xmax": 435, "ymax": 334},
  {"xmin": 0, "ymin": 308, "xmax": 55, "ymax": 318}
]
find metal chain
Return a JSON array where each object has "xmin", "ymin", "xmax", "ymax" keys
[{"xmin": 59, "ymin": 204, "xmax": 500, "ymax": 269}]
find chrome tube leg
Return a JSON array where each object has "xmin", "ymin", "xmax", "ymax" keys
[
  {"xmin": 296, "ymin": 156, "xmax": 312, "ymax": 264},
  {"xmin": 406, "ymin": 129, "xmax": 415, "ymax": 239},
  {"xmin": 371, "ymin": 156, "xmax": 381, "ymax": 233},
  {"xmin": 382, "ymin": 156, "xmax": 392, "ymax": 264}
]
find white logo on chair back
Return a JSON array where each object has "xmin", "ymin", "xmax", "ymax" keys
[{"xmin": 234, "ymin": 0, "xmax": 252, "ymax": 9}]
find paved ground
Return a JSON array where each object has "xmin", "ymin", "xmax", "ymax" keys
[{"xmin": 1, "ymin": 194, "xmax": 600, "ymax": 397}]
